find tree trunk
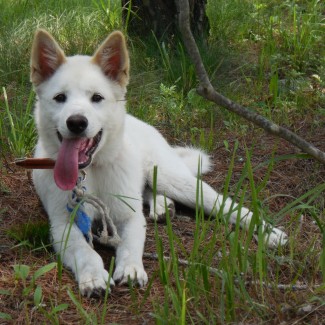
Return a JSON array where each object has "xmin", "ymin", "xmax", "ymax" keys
[{"xmin": 122, "ymin": 0, "xmax": 209, "ymax": 40}]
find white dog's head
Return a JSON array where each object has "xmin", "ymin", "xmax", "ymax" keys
[{"xmin": 31, "ymin": 30, "xmax": 129, "ymax": 190}]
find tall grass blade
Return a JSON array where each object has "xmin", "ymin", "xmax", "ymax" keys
[
  {"xmin": 100, "ymin": 257, "xmax": 114, "ymax": 325},
  {"xmin": 180, "ymin": 286, "xmax": 186, "ymax": 325},
  {"xmin": 67, "ymin": 289, "xmax": 95, "ymax": 324}
]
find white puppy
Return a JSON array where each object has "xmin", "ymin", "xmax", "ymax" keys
[{"xmin": 30, "ymin": 30, "xmax": 287, "ymax": 297}]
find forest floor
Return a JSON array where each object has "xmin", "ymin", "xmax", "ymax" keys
[{"xmin": 1, "ymin": 125, "xmax": 325, "ymax": 324}]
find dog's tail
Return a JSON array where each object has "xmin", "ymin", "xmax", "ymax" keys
[{"xmin": 172, "ymin": 146, "xmax": 212, "ymax": 176}]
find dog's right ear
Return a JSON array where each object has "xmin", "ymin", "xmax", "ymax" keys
[
  {"xmin": 30, "ymin": 29, "xmax": 66, "ymax": 86},
  {"xmin": 92, "ymin": 31, "xmax": 129, "ymax": 88}
]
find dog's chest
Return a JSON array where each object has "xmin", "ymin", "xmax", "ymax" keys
[
  {"xmin": 85, "ymin": 165, "xmax": 124, "ymax": 198},
  {"xmin": 83, "ymin": 161, "xmax": 143, "ymax": 215}
]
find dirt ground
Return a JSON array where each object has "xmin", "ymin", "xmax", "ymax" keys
[{"xmin": 1, "ymin": 127, "xmax": 325, "ymax": 324}]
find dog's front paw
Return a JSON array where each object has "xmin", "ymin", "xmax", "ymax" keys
[
  {"xmin": 78, "ymin": 267, "xmax": 115, "ymax": 298},
  {"xmin": 113, "ymin": 263, "xmax": 148, "ymax": 287},
  {"xmin": 256, "ymin": 226, "xmax": 288, "ymax": 248}
]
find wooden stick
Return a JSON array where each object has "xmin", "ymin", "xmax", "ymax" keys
[
  {"xmin": 15, "ymin": 158, "xmax": 55, "ymax": 169},
  {"xmin": 143, "ymin": 252, "xmax": 321, "ymax": 291}
]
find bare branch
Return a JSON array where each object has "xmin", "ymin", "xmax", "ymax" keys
[
  {"xmin": 143, "ymin": 252, "xmax": 321, "ymax": 291},
  {"xmin": 177, "ymin": 0, "xmax": 325, "ymax": 165}
]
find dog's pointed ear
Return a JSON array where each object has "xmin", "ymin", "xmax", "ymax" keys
[
  {"xmin": 30, "ymin": 29, "xmax": 66, "ymax": 86},
  {"xmin": 92, "ymin": 31, "xmax": 129, "ymax": 87}
]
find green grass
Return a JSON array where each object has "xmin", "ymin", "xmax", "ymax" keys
[
  {"xmin": 0, "ymin": 0, "xmax": 324, "ymax": 323},
  {"xmin": 1, "ymin": 0, "xmax": 324, "ymax": 154},
  {"xmin": 0, "ymin": 87, "xmax": 36, "ymax": 157},
  {"xmin": 150, "ymin": 147, "xmax": 325, "ymax": 323},
  {"xmin": 7, "ymin": 219, "xmax": 50, "ymax": 250}
]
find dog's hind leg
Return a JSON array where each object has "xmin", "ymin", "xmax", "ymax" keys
[
  {"xmin": 147, "ymin": 166, "xmax": 287, "ymax": 248},
  {"xmin": 143, "ymin": 146, "xmax": 207, "ymax": 222},
  {"xmin": 143, "ymin": 187, "xmax": 175, "ymax": 222}
]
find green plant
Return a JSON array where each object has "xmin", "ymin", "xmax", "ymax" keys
[
  {"xmin": 0, "ymin": 87, "xmax": 36, "ymax": 157},
  {"xmin": 0, "ymin": 312, "xmax": 12, "ymax": 321},
  {"xmin": 0, "ymin": 290, "xmax": 12, "ymax": 321},
  {"xmin": 206, "ymin": 0, "xmax": 254, "ymax": 44},
  {"xmin": 150, "ymin": 145, "xmax": 325, "ymax": 322},
  {"xmin": 154, "ymin": 35, "xmax": 196, "ymax": 93},
  {"xmin": 7, "ymin": 220, "xmax": 50, "ymax": 251},
  {"xmin": 13, "ymin": 263, "xmax": 60, "ymax": 322},
  {"xmin": 91, "ymin": 0, "xmax": 124, "ymax": 32},
  {"xmin": 13, "ymin": 263, "xmax": 57, "ymax": 296}
]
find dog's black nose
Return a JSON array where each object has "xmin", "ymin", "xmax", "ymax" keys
[{"xmin": 66, "ymin": 115, "xmax": 88, "ymax": 134}]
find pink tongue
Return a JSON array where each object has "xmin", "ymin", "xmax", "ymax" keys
[{"xmin": 54, "ymin": 138, "xmax": 84, "ymax": 191}]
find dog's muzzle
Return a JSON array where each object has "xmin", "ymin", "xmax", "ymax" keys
[{"xmin": 54, "ymin": 115, "xmax": 103, "ymax": 190}]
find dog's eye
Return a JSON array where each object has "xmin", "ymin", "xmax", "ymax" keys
[
  {"xmin": 91, "ymin": 93, "xmax": 104, "ymax": 103},
  {"xmin": 53, "ymin": 93, "xmax": 67, "ymax": 103}
]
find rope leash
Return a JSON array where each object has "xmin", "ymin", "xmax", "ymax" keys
[
  {"xmin": 67, "ymin": 171, "xmax": 121, "ymax": 248},
  {"xmin": 15, "ymin": 158, "xmax": 121, "ymax": 248}
]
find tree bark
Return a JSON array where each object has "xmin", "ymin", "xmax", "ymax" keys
[
  {"xmin": 122, "ymin": 0, "xmax": 209, "ymax": 39},
  {"xmin": 176, "ymin": 0, "xmax": 325, "ymax": 165}
]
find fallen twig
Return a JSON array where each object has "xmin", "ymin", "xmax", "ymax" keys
[
  {"xmin": 143, "ymin": 252, "xmax": 221, "ymax": 275},
  {"xmin": 176, "ymin": 0, "xmax": 325, "ymax": 165},
  {"xmin": 143, "ymin": 252, "xmax": 322, "ymax": 291}
]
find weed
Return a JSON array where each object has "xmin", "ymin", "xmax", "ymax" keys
[
  {"xmin": 92, "ymin": 0, "xmax": 124, "ymax": 32},
  {"xmin": 13, "ymin": 263, "xmax": 57, "ymax": 295},
  {"xmin": 0, "ymin": 312, "xmax": 12, "ymax": 321},
  {"xmin": 13, "ymin": 262, "xmax": 59, "ymax": 322},
  {"xmin": 0, "ymin": 87, "xmax": 36, "ymax": 157},
  {"xmin": 7, "ymin": 220, "xmax": 50, "ymax": 251},
  {"xmin": 150, "ymin": 146, "xmax": 325, "ymax": 322},
  {"xmin": 154, "ymin": 35, "xmax": 196, "ymax": 93}
]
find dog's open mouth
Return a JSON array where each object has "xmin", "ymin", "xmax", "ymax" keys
[
  {"xmin": 54, "ymin": 130, "xmax": 102, "ymax": 191},
  {"xmin": 56, "ymin": 130, "xmax": 103, "ymax": 169}
]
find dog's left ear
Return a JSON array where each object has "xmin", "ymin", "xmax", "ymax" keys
[
  {"xmin": 92, "ymin": 31, "xmax": 129, "ymax": 87},
  {"xmin": 30, "ymin": 29, "xmax": 66, "ymax": 86}
]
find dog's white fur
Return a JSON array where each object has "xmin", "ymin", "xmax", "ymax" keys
[{"xmin": 31, "ymin": 30, "xmax": 287, "ymax": 297}]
